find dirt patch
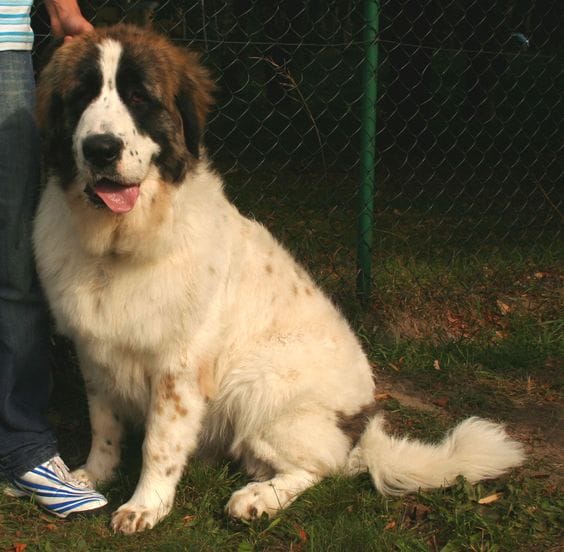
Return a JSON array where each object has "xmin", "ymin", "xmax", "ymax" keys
[{"xmin": 509, "ymin": 402, "xmax": 563, "ymax": 485}]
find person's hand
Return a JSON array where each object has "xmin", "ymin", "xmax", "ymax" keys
[{"xmin": 45, "ymin": 0, "xmax": 93, "ymax": 39}]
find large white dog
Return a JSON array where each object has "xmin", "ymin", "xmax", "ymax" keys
[{"xmin": 33, "ymin": 25, "xmax": 524, "ymax": 534}]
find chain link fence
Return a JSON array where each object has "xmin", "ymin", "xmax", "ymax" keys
[{"xmin": 32, "ymin": 1, "xmax": 562, "ymax": 333}]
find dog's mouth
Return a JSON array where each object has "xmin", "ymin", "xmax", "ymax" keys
[{"xmin": 85, "ymin": 178, "xmax": 140, "ymax": 213}]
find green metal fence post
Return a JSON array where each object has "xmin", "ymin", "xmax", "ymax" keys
[{"xmin": 357, "ymin": 0, "xmax": 379, "ymax": 303}]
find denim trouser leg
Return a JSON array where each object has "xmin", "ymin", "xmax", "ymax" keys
[{"xmin": 0, "ymin": 50, "xmax": 57, "ymax": 480}]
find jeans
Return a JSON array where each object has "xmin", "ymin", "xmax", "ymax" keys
[{"xmin": 0, "ymin": 50, "xmax": 57, "ymax": 480}]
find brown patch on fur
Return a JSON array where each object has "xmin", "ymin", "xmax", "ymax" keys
[
  {"xmin": 165, "ymin": 466, "xmax": 176, "ymax": 477},
  {"xmin": 164, "ymin": 377, "xmax": 181, "ymax": 403},
  {"xmin": 265, "ymin": 263, "xmax": 273, "ymax": 274},
  {"xmin": 337, "ymin": 402, "xmax": 380, "ymax": 445},
  {"xmin": 159, "ymin": 374, "xmax": 181, "ymax": 403},
  {"xmin": 175, "ymin": 404, "xmax": 188, "ymax": 417},
  {"xmin": 304, "ymin": 287, "xmax": 313, "ymax": 296},
  {"xmin": 292, "ymin": 283, "xmax": 298, "ymax": 295}
]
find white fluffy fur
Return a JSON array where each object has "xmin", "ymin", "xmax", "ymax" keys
[
  {"xmin": 347, "ymin": 416, "xmax": 526, "ymax": 495},
  {"xmin": 33, "ymin": 37, "xmax": 524, "ymax": 534}
]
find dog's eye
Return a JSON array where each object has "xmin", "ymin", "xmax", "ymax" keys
[{"xmin": 126, "ymin": 90, "xmax": 148, "ymax": 106}]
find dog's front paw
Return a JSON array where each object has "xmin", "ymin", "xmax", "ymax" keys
[
  {"xmin": 111, "ymin": 501, "xmax": 171, "ymax": 534},
  {"xmin": 70, "ymin": 466, "xmax": 96, "ymax": 488}
]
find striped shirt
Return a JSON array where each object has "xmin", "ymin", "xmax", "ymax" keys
[{"xmin": 0, "ymin": 1, "xmax": 34, "ymax": 51}]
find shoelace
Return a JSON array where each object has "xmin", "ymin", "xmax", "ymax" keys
[{"xmin": 47, "ymin": 456, "xmax": 89, "ymax": 490}]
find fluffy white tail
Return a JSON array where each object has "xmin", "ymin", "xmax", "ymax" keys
[{"xmin": 348, "ymin": 416, "xmax": 525, "ymax": 495}]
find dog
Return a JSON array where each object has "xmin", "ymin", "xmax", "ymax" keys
[{"xmin": 33, "ymin": 24, "xmax": 524, "ymax": 534}]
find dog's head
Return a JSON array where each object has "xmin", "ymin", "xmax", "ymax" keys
[{"xmin": 36, "ymin": 24, "xmax": 214, "ymax": 215}]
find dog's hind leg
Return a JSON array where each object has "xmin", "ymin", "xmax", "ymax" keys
[
  {"xmin": 225, "ymin": 407, "xmax": 351, "ymax": 520},
  {"xmin": 219, "ymin": 332, "xmax": 374, "ymax": 520}
]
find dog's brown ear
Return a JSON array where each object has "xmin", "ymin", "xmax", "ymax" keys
[
  {"xmin": 35, "ymin": 38, "xmax": 66, "ymax": 130},
  {"xmin": 35, "ymin": 36, "xmax": 66, "ymax": 75},
  {"xmin": 175, "ymin": 51, "xmax": 215, "ymax": 158},
  {"xmin": 35, "ymin": 39, "xmax": 79, "ymax": 182}
]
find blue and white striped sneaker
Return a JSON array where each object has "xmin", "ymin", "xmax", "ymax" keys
[{"xmin": 4, "ymin": 455, "xmax": 107, "ymax": 518}]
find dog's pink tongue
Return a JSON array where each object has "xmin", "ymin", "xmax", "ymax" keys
[{"xmin": 95, "ymin": 183, "xmax": 140, "ymax": 213}]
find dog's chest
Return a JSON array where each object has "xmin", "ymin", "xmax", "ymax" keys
[{"xmin": 53, "ymin": 254, "xmax": 184, "ymax": 351}]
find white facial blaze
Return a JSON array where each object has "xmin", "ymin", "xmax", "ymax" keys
[{"xmin": 73, "ymin": 39, "xmax": 160, "ymax": 184}]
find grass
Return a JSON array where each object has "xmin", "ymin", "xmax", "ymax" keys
[
  {"xmin": 1, "ymin": 461, "xmax": 561, "ymax": 551},
  {"xmin": 0, "ymin": 169, "xmax": 562, "ymax": 551}
]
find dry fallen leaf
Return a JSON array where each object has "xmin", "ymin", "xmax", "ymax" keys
[
  {"xmin": 433, "ymin": 359, "xmax": 441, "ymax": 371},
  {"xmin": 407, "ymin": 503, "xmax": 431, "ymax": 522},
  {"xmin": 433, "ymin": 397, "xmax": 449, "ymax": 408},
  {"xmin": 374, "ymin": 392, "xmax": 391, "ymax": 401},
  {"xmin": 478, "ymin": 492, "xmax": 503, "ymax": 505},
  {"xmin": 293, "ymin": 522, "xmax": 308, "ymax": 543},
  {"xmin": 13, "ymin": 544, "xmax": 27, "ymax": 552},
  {"xmin": 384, "ymin": 519, "xmax": 397, "ymax": 530},
  {"xmin": 182, "ymin": 515, "xmax": 197, "ymax": 525},
  {"xmin": 496, "ymin": 300, "xmax": 511, "ymax": 315}
]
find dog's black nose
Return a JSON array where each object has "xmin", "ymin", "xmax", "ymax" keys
[{"xmin": 82, "ymin": 134, "xmax": 124, "ymax": 167}]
